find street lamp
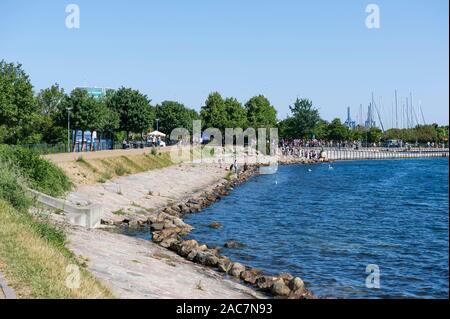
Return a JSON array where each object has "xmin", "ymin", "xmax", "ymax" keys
[
  {"xmin": 156, "ymin": 118, "xmax": 160, "ymax": 131},
  {"xmin": 67, "ymin": 107, "xmax": 73, "ymax": 152}
]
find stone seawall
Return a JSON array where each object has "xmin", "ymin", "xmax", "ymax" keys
[{"xmin": 105, "ymin": 166, "xmax": 315, "ymax": 299}]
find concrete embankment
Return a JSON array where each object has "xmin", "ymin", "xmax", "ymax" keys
[{"xmin": 50, "ymin": 161, "xmax": 266, "ymax": 299}]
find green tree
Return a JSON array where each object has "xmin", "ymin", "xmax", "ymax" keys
[
  {"xmin": 0, "ymin": 60, "xmax": 39, "ymax": 144},
  {"xmin": 312, "ymin": 119, "xmax": 329, "ymax": 140},
  {"xmin": 367, "ymin": 127, "xmax": 383, "ymax": 144},
  {"xmin": 326, "ymin": 118, "xmax": 350, "ymax": 141},
  {"xmin": 224, "ymin": 97, "xmax": 247, "ymax": 129},
  {"xmin": 156, "ymin": 101, "xmax": 199, "ymax": 135},
  {"xmin": 245, "ymin": 95, "xmax": 277, "ymax": 130},
  {"xmin": 285, "ymin": 98, "xmax": 320, "ymax": 139},
  {"xmin": 107, "ymin": 87, "xmax": 155, "ymax": 141},
  {"xmin": 200, "ymin": 92, "xmax": 227, "ymax": 131},
  {"xmin": 36, "ymin": 84, "xmax": 67, "ymax": 144},
  {"xmin": 63, "ymin": 89, "xmax": 93, "ymax": 150}
]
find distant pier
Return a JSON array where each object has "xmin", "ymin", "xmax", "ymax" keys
[{"xmin": 322, "ymin": 147, "xmax": 449, "ymax": 161}]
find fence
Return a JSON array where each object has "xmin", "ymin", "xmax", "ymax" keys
[{"xmin": 323, "ymin": 148, "xmax": 449, "ymax": 161}]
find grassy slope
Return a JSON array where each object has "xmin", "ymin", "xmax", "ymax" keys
[
  {"xmin": 0, "ymin": 201, "xmax": 113, "ymax": 298},
  {"xmin": 0, "ymin": 145, "xmax": 113, "ymax": 298},
  {"xmin": 64, "ymin": 152, "xmax": 175, "ymax": 185}
]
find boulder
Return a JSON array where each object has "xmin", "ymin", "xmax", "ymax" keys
[
  {"xmin": 160, "ymin": 237, "xmax": 178, "ymax": 248},
  {"xmin": 163, "ymin": 220, "xmax": 176, "ymax": 229},
  {"xmin": 224, "ymin": 240, "xmax": 243, "ymax": 249},
  {"xmin": 278, "ymin": 272, "xmax": 294, "ymax": 283},
  {"xmin": 159, "ymin": 227, "xmax": 180, "ymax": 239},
  {"xmin": 164, "ymin": 207, "xmax": 179, "ymax": 216},
  {"xmin": 179, "ymin": 240, "xmax": 198, "ymax": 257},
  {"xmin": 208, "ymin": 221, "xmax": 223, "ymax": 229},
  {"xmin": 204, "ymin": 254, "xmax": 219, "ymax": 267},
  {"xmin": 194, "ymin": 251, "xmax": 208, "ymax": 264},
  {"xmin": 187, "ymin": 249, "xmax": 198, "ymax": 261},
  {"xmin": 217, "ymin": 258, "xmax": 233, "ymax": 273},
  {"xmin": 288, "ymin": 277, "xmax": 305, "ymax": 292},
  {"xmin": 172, "ymin": 217, "xmax": 186, "ymax": 228},
  {"xmin": 229, "ymin": 262, "xmax": 245, "ymax": 278},
  {"xmin": 271, "ymin": 279, "xmax": 291, "ymax": 297},
  {"xmin": 256, "ymin": 276, "xmax": 276, "ymax": 291},
  {"xmin": 180, "ymin": 204, "xmax": 190, "ymax": 214},
  {"xmin": 240, "ymin": 270, "xmax": 257, "ymax": 284},
  {"xmin": 150, "ymin": 223, "xmax": 164, "ymax": 231}
]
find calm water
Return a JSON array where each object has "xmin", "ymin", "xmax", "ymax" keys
[{"xmin": 183, "ymin": 158, "xmax": 449, "ymax": 299}]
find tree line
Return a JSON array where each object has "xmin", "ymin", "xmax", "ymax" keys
[{"xmin": 0, "ymin": 60, "xmax": 448, "ymax": 149}]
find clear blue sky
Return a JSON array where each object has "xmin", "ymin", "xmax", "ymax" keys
[{"xmin": 1, "ymin": 0, "xmax": 448, "ymax": 126}]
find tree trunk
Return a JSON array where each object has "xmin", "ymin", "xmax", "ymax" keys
[
  {"xmin": 72, "ymin": 130, "xmax": 76, "ymax": 152},
  {"xmin": 90, "ymin": 130, "xmax": 94, "ymax": 151},
  {"xmin": 81, "ymin": 131, "xmax": 85, "ymax": 152}
]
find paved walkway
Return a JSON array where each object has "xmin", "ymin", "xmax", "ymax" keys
[{"xmin": 0, "ymin": 271, "xmax": 16, "ymax": 299}]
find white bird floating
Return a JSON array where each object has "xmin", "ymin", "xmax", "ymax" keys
[
  {"xmin": 308, "ymin": 169, "xmax": 312, "ymax": 172},
  {"xmin": 328, "ymin": 165, "xmax": 334, "ymax": 170}
]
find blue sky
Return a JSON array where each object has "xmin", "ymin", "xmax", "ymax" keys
[{"xmin": 1, "ymin": 0, "xmax": 448, "ymax": 126}]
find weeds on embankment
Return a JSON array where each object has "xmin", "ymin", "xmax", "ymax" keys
[
  {"xmin": 0, "ymin": 145, "xmax": 113, "ymax": 298},
  {"xmin": 62, "ymin": 151, "xmax": 175, "ymax": 185}
]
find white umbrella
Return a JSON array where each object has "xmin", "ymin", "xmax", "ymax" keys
[{"xmin": 149, "ymin": 130, "xmax": 166, "ymax": 137}]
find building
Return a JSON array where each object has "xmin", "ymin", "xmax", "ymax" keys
[{"xmin": 76, "ymin": 86, "xmax": 112, "ymax": 99}]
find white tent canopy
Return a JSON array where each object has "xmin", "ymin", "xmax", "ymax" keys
[{"xmin": 148, "ymin": 130, "xmax": 166, "ymax": 137}]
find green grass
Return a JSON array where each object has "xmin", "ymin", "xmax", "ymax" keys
[
  {"xmin": 0, "ymin": 200, "xmax": 114, "ymax": 299},
  {"xmin": 114, "ymin": 164, "xmax": 130, "ymax": 176},
  {"xmin": 0, "ymin": 144, "xmax": 113, "ymax": 298},
  {"xmin": 112, "ymin": 209, "xmax": 126, "ymax": 216},
  {"xmin": 76, "ymin": 156, "xmax": 98, "ymax": 173},
  {"xmin": 0, "ymin": 144, "xmax": 72, "ymax": 197},
  {"xmin": 97, "ymin": 171, "xmax": 113, "ymax": 183}
]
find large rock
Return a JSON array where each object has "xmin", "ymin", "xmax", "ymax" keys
[
  {"xmin": 204, "ymin": 254, "xmax": 219, "ymax": 267},
  {"xmin": 217, "ymin": 258, "xmax": 232, "ymax": 273},
  {"xmin": 160, "ymin": 237, "xmax": 178, "ymax": 248},
  {"xmin": 229, "ymin": 262, "xmax": 245, "ymax": 278},
  {"xmin": 178, "ymin": 240, "xmax": 198, "ymax": 257},
  {"xmin": 240, "ymin": 270, "xmax": 258, "ymax": 284},
  {"xmin": 186, "ymin": 249, "xmax": 198, "ymax": 261},
  {"xmin": 256, "ymin": 276, "xmax": 276, "ymax": 291},
  {"xmin": 288, "ymin": 277, "xmax": 305, "ymax": 292},
  {"xmin": 224, "ymin": 240, "xmax": 242, "ymax": 249},
  {"xmin": 194, "ymin": 251, "xmax": 208, "ymax": 264},
  {"xmin": 208, "ymin": 221, "xmax": 223, "ymax": 229},
  {"xmin": 172, "ymin": 217, "xmax": 186, "ymax": 228},
  {"xmin": 271, "ymin": 279, "xmax": 291, "ymax": 297},
  {"xmin": 150, "ymin": 223, "xmax": 164, "ymax": 231}
]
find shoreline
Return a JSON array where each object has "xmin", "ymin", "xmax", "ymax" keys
[
  {"xmin": 98, "ymin": 163, "xmax": 315, "ymax": 299},
  {"xmin": 55, "ymin": 153, "xmax": 448, "ymax": 299}
]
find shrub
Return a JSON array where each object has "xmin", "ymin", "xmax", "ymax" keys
[
  {"xmin": 0, "ymin": 160, "xmax": 31, "ymax": 211},
  {"xmin": 0, "ymin": 145, "xmax": 72, "ymax": 197}
]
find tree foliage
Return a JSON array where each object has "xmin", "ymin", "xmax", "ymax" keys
[
  {"xmin": 107, "ymin": 87, "xmax": 155, "ymax": 139},
  {"xmin": 156, "ymin": 101, "xmax": 199, "ymax": 134},
  {"xmin": 245, "ymin": 95, "xmax": 277, "ymax": 130}
]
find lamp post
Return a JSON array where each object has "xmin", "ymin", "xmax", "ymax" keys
[
  {"xmin": 67, "ymin": 107, "xmax": 73, "ymax": 152},
  {"xmin": 156, "ymin": 118, "xmax": 160, "ymax": 131}
]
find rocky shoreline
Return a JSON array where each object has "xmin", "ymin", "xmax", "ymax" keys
[{"xmin": 103, "ymin": 164, "xmax": 316, "ymax": 299}]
